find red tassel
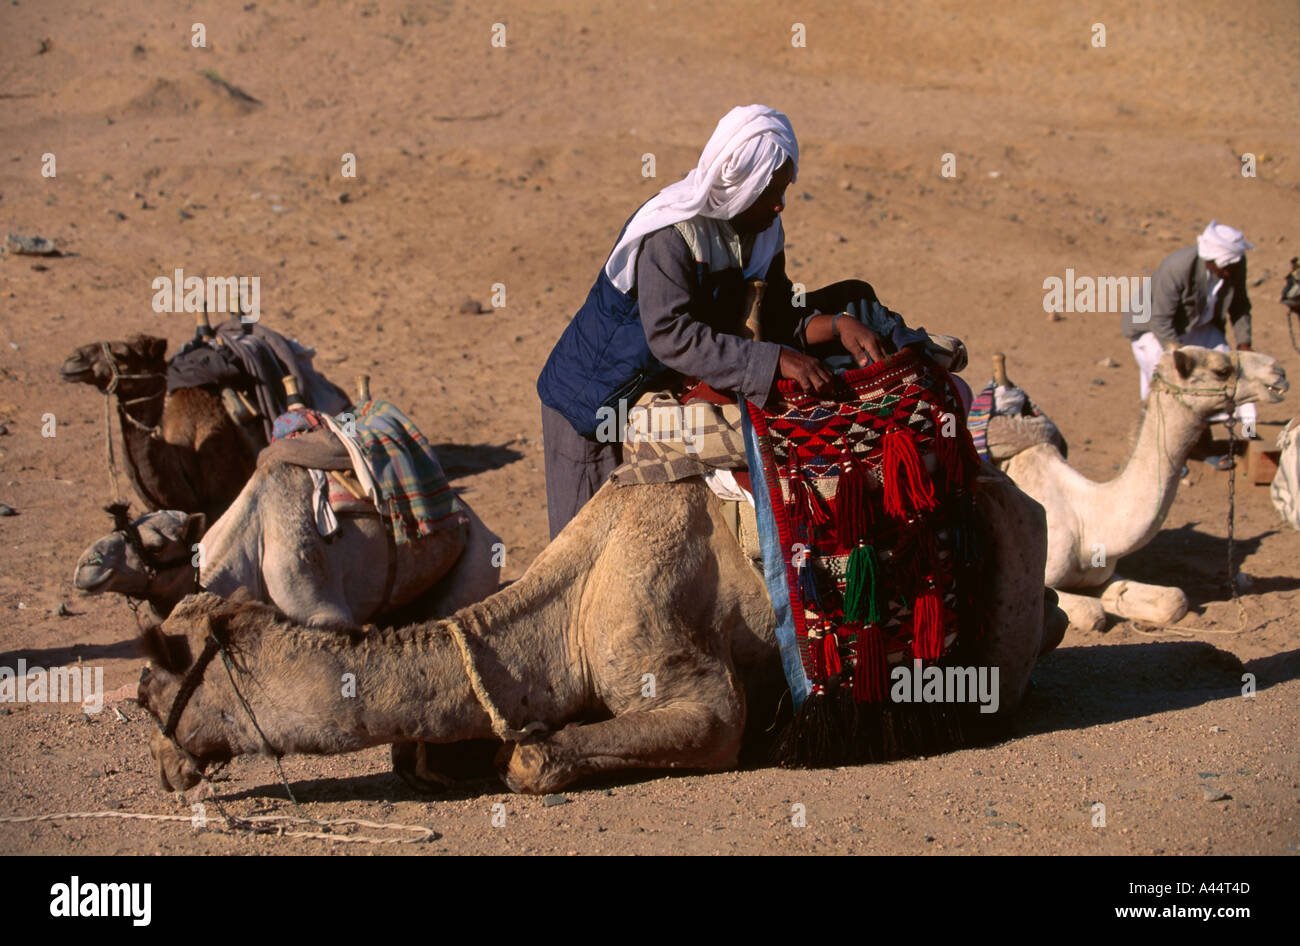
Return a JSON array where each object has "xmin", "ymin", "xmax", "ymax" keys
[
  {"xmin": 808, "ymin": 630, "xmax": 827, "ymax": 680},
  {"xmin": 823, "ymin": 630, "xmax": 842, "ymax": 676},
  {"xmin": 854, "ymin": 623, "xmax": 886, "ymax": 703},
  {"xmin": 785, "ymin": 457, "xmax": 806, "ymax": 537},
  {"xmin": 834, "ymin": 452, "xmax": 872, "ymax": 546},
  {"xmin": 882, "ymin": 427, "xmax": 936, "ymax": 519},
  {"xmin": 802, "ymin": 471, "xmax": 832, "ymax": 527},
  {"xmin": 912, "ymin": 584, "xmax": 944, "ymax": 660}
]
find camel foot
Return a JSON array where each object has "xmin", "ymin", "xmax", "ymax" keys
[
  {"xmin": 1101, "ymin": 579, "xmax": 1189, "ymax": 625},
  {"xmin": 498, "ymin": 740, "xmax": 569, "ymax": 795},
  {"xmin": 1054, "ymin": 590, "xmax": 1107, "ymax": 632}
]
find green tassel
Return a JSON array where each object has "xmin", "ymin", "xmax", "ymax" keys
[{"xmin": 843, "ymin": 544, "xmax": 881, "ymax": 624}]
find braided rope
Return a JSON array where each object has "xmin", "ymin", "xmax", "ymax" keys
[{"xmin": 445, "ymin": 618, "xmax": 547, "ymax": 743}]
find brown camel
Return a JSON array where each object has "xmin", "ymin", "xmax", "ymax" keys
[
  {"xmin": 138, "ymin": 471, "xmax": 1059, "ymax": 795},
  {"xmin": 60, "ymin": 334, "xmax": 258, "ymax": 521}
]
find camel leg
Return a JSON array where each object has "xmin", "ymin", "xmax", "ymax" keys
[
  {"xmin": 1053, "ymin": 589, "xmax": 1107, "ymax": 632},
  {"xmin": 500, "ymin": 702, "xmax": 744, "ymax": 795},
  {"xmin": 1100, "ymin": 577, "xmax": 1189, "ymax": 625}
]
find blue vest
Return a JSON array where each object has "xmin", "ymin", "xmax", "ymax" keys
[{"xmin": 537, "ymin": 200, "xmax": 673, "ymax": 440}]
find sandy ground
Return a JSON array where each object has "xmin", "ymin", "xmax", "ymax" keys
[{"xmin": 0, "ymin": 0, "xmax": 1297, "ymax": 855}]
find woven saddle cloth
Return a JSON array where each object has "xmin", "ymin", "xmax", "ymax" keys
[{"xmin": 747, "ymin": 346, "xmax": 982, "ymax": 704}]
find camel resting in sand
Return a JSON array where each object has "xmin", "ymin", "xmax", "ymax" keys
[
  {"xmin": 138, "ymin": 471, "xmax": 1060, "ymax": 795},
  {"xmin": 61, "ymin": 334, "xmax": 258, "ymax": 521},
  {"xmin": 1003, "ymin": 346, "xmax": 1288, "ymax": 631},
  {"xmin": 75, "ymin": 462, "xmax": 502, "ymax": 626}
]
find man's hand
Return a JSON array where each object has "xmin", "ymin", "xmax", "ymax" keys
[
  {"xmin": 1237, "ymin": 342, "xmax": 1253, "ymax": 352},
  {"xmin": 836, "ymin": 317, "xmax": 887, "ymax": 367},
  {"xmin": 778, "ymin": 348, "xmax": 834, "ymax": 395}
]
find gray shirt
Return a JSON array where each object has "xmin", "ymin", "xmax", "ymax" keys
[
  {"xmin": 635, "ymin": 226, "xmax": 800, "ymax": 408},
  {"xmin": 1121, "ymin": 244, "xmax": 1252, "ymax": 345}
]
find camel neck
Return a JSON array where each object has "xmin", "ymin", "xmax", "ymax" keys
[
  {"xmin": 1096, "ymin": 389, "xmax": 1205, "ymax": 554},
  {"xmin": 220, "ymin": 624, "xmax": 497, "ymax": 757}
]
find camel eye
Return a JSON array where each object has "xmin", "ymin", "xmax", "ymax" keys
[{"xmin": 1213, "ymin": 364, "xmax": 1233, "ymax": 379}]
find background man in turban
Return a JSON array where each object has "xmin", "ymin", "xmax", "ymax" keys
[
  {"xmin": 1121, "ymin": 220, "xmax": 1257, "ymax": 463},
  {"xmin": 536, "ymin": 105, "xmax": 941, "ymax": 537}
]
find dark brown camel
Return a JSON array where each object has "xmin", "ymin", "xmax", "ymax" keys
[{"xmin": 60, "ymin": 334, "xmax": 258, "ymax": 521}]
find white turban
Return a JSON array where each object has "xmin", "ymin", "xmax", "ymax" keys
[
  {"xmin": 603, "ymin": 104, "xmax": 799, "ymax": 292},
  {"xmin": 1196, "ymin": 220, "xmax": 1254, "ymax": 267}
]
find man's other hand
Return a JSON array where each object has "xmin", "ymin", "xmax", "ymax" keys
[{"xmin": 837, "ymin": 317, "xmax": 887, "ymax": 367}]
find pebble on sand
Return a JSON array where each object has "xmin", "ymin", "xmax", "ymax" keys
[
  {"xmin": 4, "ymin": 233, "xmax": 60, "ymax": 256},
  {"xmin": 1201, "ymin": 786, "xmax": 1231, "ymax": 803},
  {"xmin": 0, "ymin": 504, "xmax": 16, "ymax": 516},
  {"xmin": 543, "ymin": 794, "xmax": 570, "ymax": 807}
]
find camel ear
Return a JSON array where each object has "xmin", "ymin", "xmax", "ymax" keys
[
  {"xmin": 182, "ymin": 513, "xmax": 206, "ymax": 546},
  {"xmin": 138, "ymin": 624, "xmax": 193, "ymax": 674},
  {"xmin": 1172, "ymin": 348, "xmax": 1196, "ymax": 380}
]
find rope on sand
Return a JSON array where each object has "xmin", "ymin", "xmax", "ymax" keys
[{"xmin": 0, "ymin": 810, "xmax": 437, "ymax": 845}]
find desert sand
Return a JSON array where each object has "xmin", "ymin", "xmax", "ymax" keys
[{"xmin": 0, "ymin": 0, "xmax": 1296, "ymax": 855}]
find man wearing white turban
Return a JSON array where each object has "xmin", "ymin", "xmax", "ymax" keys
[
  {"xmin": 536, "ymin": 105, "xmax": 937, "ymax": 537},
  {"xmin": 1121, "ymin": 220, "xmax": 1257, "ymax": 458}
]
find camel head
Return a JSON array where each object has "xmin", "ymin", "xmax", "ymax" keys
[
  {"xmin": 1153, "ymin": 345, "xmax": 1288, "ymax": 417},
  {"xmin": 59, "ymin": 334, "xmax": 167, "ymax": 392},
  {"xmin": 74, "ymin": 506, "xmax": 205, "ymax": 614},
  {"xmin": 137, "ymin": 591, "xmax": 260, "ymax": 792}
]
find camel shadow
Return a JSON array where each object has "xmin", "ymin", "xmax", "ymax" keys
[
  {"xmin": 1014, "ymin": 642, "xmax": 1300, "ymax": 737},
  {"xmin": 1116, "ymin": 522, "xmax": 1300, "ymax": 605},
  {"xmin": 429, "ymin": 442, "xmax": 526, "ymax": 480},
  {"xmin": 0, "ymin": 638, "xmax": 141, "ymax": 668}
]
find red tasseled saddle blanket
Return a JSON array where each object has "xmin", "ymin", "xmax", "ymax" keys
[{"xmin": 746, "ymin": 346, "xmax": 983, "ymax": 706}]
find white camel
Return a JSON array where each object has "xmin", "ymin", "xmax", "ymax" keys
[
  {"xmin": 73, "ymin": 462, "xmax": 502, "ymax": 625},
  {"xmin": 1001, "ymin": 345, "xmax": 1288, "ymax": 630}
]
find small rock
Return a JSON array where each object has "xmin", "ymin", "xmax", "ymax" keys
[
  {"xmin": 459, "ymin": 299, "xmax": 486, "ymax": 315},
  {"xmin": 55, "ymin": 601, "xmax": 70, "ymax": 617},
  {"xmin": 1047, "ymin": 311, "xmax": 1063, "ymax": 322},
  {"xmin": 1097, "ymin": 356, "xmax": 1119, "ymax": 367},
  {"xmin": 1197, "ymin": 772, "xmax": 1219, "ymax": 779},
  {"xmin": 0, "ymin": 424, "xmax": 7, "ymax": 435},
  {"xmin": 984, "ymin": 809, "xmax": 998, "ymax": 817},
  {"xmin": 1209, "ymin": 725, "xmax": 1224, "ymax": 733},
  {"xmin": 5, "ymin": 233, "xmax": 59, "ymax": 256},
  {"xmin": 923, "ymin": 834, "xmax": 935, "ymax": 842},
  {"xmin": 0, "ymin": 503, "xmax": 17, "ymax": 515},
  {"xmin": 799, "ymin": 192, "xmax": 813, "ymax": 201},
  {"xmin": 988, "ymin": 170, "xmax": 1001, "ymax": 178},
  {"xmin": 1090, "ymin": 378, "xmax": 1105, "ymax": 386},
  {"xmin": 337, "ymin": 192, "xmax": 352, "ymax": 204},
  {"xmin": 542, "ymin": 794, "xmax": 569, "ymax": 807},
  {"xmin": 1201, "ymin": 786, "xmax": 1231, "ymax": 803},
  {"xmin": 1234, "ymin": 572, "xmax": 1253, "ymax": 591},
  {"xmin": 839, "ymin": 179, "xmax": 852, "ymax": 190}
]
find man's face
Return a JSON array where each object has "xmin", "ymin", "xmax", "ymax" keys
[
  {"xmin": 731, "ymin": 158, "xmax": 795, "ymax": 235},
  {"xmin": 1206, "ymin": 259, "xmax": 1241, "ymax": 280}
]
